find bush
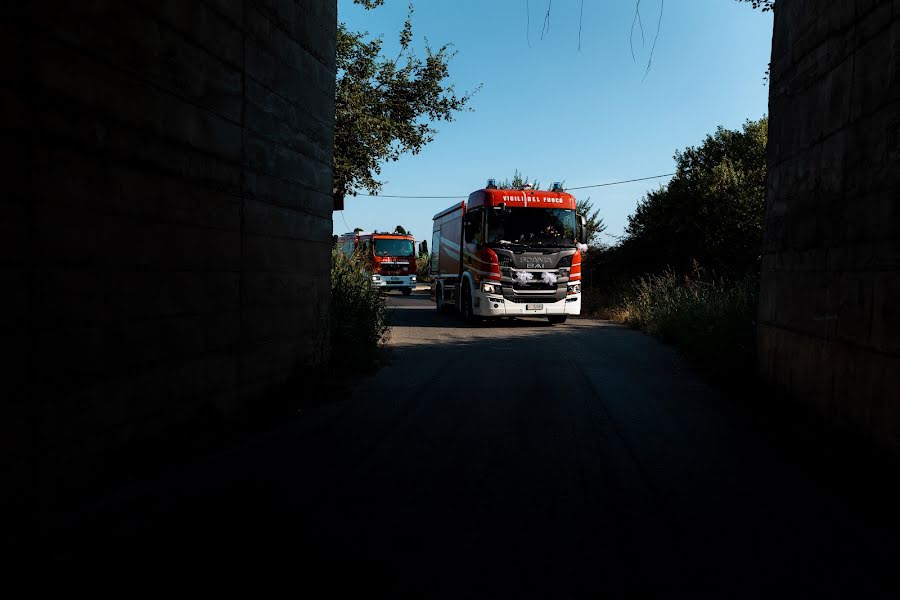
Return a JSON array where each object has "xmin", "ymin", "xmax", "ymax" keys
[
  {"xmin": 330, "ymin": 248, "xmax": 389, "ymax": 371},
  {"xmin": 622, "ymin": 267, "xmax": 758, "ymax": 380},
  {"xmin": 416, "ymin": 254, "xmax": 431, "ymax": 282}
]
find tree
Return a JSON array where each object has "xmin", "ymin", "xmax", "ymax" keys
[
  {"xmin": 394, "ymin": 225, "xmax": 408, "ymax": 235},
  {"xmin": 497, "ymin": 170, "xmax": 541, "ymax": 190},
  {"xmin": 620, "ymin": 117, "xmax": 768, "ymax": 276},
  {"xmin": 334, "ymin": 1, "xmax": 479, "ymax": 198},
  {"xmin": 418, "ymin": 240, "xmax": 428, "ymax": 256},
  {"xmin": 735, "ymin": 0, "xmax": 775, "ymax": 11},
  {"xmin": 354, "ymin": 227, "xmax": 364, "ymax": 233},
  {"xmin": 575, "ymin": 197, "xmax": 606, "ymax": 247}
]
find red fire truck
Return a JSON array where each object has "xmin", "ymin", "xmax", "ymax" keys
[
  {"xmin": 430, "ymin": 181, "xmax": 587, "ymax": 324},
  {"xmin": 337, "ymin": 231, "xmax": 418, "ymax": 295}
]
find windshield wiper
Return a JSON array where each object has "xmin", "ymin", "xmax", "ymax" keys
[
  {"xmin": 532, "ymin": 242, "xmax": 575, "ymax": 248},
  {"xmin": 490, "ymin": 240, "xmax": 532, "ymax": 249}
]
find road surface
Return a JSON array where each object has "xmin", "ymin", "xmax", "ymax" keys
[{"xmin": 42, "ymin": 290, "xmax": 900, "ymax": 596}]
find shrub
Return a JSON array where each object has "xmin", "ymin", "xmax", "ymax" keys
[
  {"xmin": 622, "ymin": 267, "xmax": 759, "ymax": 380},
  {"xmin": 585, "ymin": 264, "xmax": 758, "ymax": 382},
  {"xmin": 416, "ymin": 254, "xmax": 431, "ymax": 282},
  {"xmin": 330, "ymin": 248, "xmax": 389, "ymax": 371}
]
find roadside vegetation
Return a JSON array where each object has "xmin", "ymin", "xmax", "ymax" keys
[
  {"xmin": 329, "ymin": 0, "xmax": 474, "ymax": 372},
  {"xmin": 330, "ymin": 248, "xmax": 389, "ymax": 372},
  {"xmin": 585, "ymin": 117, "xmax": 767, "ymax": 382},
  {"xmin": 416, "ymin": 253, "xmax": 431, "ymax": 283}
]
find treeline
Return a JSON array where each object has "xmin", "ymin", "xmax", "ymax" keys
[{"xmin": 585, "ymin": 117, "xmax": 767, "ymax": 381}]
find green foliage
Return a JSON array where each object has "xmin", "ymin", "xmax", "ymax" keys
[
  {"xmin": 617, "ymin": 267, "xmax": 759, "ymax": 380},
  {"xmin": 735, "ymin": 0, "xmax": 775, "ymax": 11},
  {"xmin": 416, "ymin": 253, "xmax": 431, "ymax": 281},
  {"xmin": 330, "ymin": 248, "xmax": 388, "ymax": 371},
  {"xmin": 497, "ymin": 170, "xmax": 541, "ymax": 190},
  {"xmin": 618, "ymin": 117, "xmax": 767, "ymax": 276},
  {"xmin": 418, "ymin": 240, "xmax": 428, "ymax": 256},
  {"xmin": 575, "ymin": 197, "xmax": 606, "ymax": 247},
  {"xmin": 335, "ymin": 4, "xmax": 479, "ymax": 197},
  {"xmin": 394, "ymin": 225, "xmax": 408, "ymax": 235}
]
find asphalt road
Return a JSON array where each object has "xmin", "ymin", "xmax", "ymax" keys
[{"xmin": 41, "ymin": 290, "xmax": 900, "ymax": 596}]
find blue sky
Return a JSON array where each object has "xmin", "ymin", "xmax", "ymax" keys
[{"xmin": 334, "ymin": 0, "xmax": 773, "ymax": 245}]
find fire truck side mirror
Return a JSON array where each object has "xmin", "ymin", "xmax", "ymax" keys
[{"xmin": 576, "ymin": 214, "xmax": 587, "ymax": 243}]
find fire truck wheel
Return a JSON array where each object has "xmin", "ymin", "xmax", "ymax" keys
[
  {"xmin": 548, "ymin": 315, "xmax": 568, "ymax": 325},
  {"xmin": 402, "ymin": 287, "xmax": 412, "ymax": 296},
  {"xmin": 461, "ymin": 281, "xmax": 478, "ymax": 325},
  {"xmin": 436, "ymin": 284, "xmax": 445, "ymax": 312}
]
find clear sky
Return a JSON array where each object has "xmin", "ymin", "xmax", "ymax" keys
[{"xmin": 333, "ymin": 0, "xmax": 773, "ymax": 246}]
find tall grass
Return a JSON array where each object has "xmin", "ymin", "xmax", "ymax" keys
[
  {"xmin": 587, "ymin": 267, "xmax": 759, "ymax": 381},
  {"xmin": 330, "ymin": 248, "xmax": 389, "ymax": 371}
]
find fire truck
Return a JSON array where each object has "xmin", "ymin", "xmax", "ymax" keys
[
  {"xmin": 430, "ymin": 181, "xmax": 587, "ymax": 324},
  {"xmin": 336, "ymin": 231, "xmax": 418, "ymax": 295}
]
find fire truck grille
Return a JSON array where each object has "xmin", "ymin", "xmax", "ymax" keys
[
  {"xmin": 506, "ymin": 295, "xmax": 559, "ymax": 304},
  {"xmin": 512, "ymin": 281, "xmax": 555, "ymax": 291}
]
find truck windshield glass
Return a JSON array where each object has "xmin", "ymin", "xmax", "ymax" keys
[
  {"xmin": 374, "ymin": 239, "xmax": 415, "ymax": 257},
  {"xmin": 487, "ymin": 208, "xmax": 576, "ymax": 247}
]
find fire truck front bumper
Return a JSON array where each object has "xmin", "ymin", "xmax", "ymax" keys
[
  {"xmin": 472, "ymin": 283, "xmax": 581, "ymax": 317},
  {"xmin": 371, "ymin": 274, "xmax": 416, "ymax": 289}
]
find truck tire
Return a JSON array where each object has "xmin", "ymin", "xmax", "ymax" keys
[
  {"xmin": 436, "ymin": 284, "xmax": 445, "ymax": 313},
  {"xmin": 548, "ymin": 315, "xmax": 568, "ymax": 325},
  {"xmin": 460, "ymin": 281, "xmax": 478, "ymax": 325},
  {"xmin": 402, "ymin": 287, "xmax": 412, "ymax": 296}
]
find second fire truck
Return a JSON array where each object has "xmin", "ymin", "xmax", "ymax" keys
[{"xmin": 337, "ymin": 231, "xmax": 418, "ymax": 295}]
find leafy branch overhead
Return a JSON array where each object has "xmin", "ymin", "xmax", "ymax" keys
[
  {"xmin": 336, "ymin": 2, "xmax": 480, "ymax": 197},
  {"xmin": 736, "ymin": 0, "xmax": 775, "ymax": 11}
]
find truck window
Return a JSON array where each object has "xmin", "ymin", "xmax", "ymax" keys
[
  {"xmin": 464, "ymin": 209, "xmax": 483, "ymax": 244},
  {"xmin": 374, "ymin": 239, "xmax": 415, "ymax": 257},
  {"xmin": 487, "ymin": 208, "xmax": 576, "ymax": 247}
]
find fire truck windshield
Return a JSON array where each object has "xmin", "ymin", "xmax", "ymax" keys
[
  {"xmin": 487, "ymin": 208, "xmax": 576, "ymax": 248},
  {"xmin": 374, "ymin": 238, "xmax": 415, "ymax": 257}
]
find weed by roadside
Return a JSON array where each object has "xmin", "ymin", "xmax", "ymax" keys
[
  {"xmin": 584, "ymin": 266, "xmax": 758, "ymax": 383},
  {"xmin": 330, "ymin": 248, "xmax": 390, "ymax": 373}
]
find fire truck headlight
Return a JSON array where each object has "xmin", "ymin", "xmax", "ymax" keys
[
  {"xmin": 481, "ymin": 282, "xmax": 501, "ymax": 295},
  {"xmin": 567, "ymin": 284, "xmax": 581, "ymax": 295}
]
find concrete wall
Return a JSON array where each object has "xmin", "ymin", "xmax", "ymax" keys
[
  {"xmin": 760, "ymin": 0, "xmax": 900, "ymax": 452},
  {"xmin": 2, "ymin": 1, "xmax": 335, "ymax": 509}
]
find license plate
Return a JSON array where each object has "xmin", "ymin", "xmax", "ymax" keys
[
  {"xmin": 526, "ymin": 304, "xmax": 543, "ymax": 311},
  {"xmin": 390, "ymin": 277, "xmax": 401, "ymax": 281}
]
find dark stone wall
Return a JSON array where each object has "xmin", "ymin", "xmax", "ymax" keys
[
  {"xmin": 1, "ymin": 1, "xmax": 335, "ymax": 510},
  {"xmin": 760, "ymin": 0, "xmax": 900, "ymax": 452}
]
